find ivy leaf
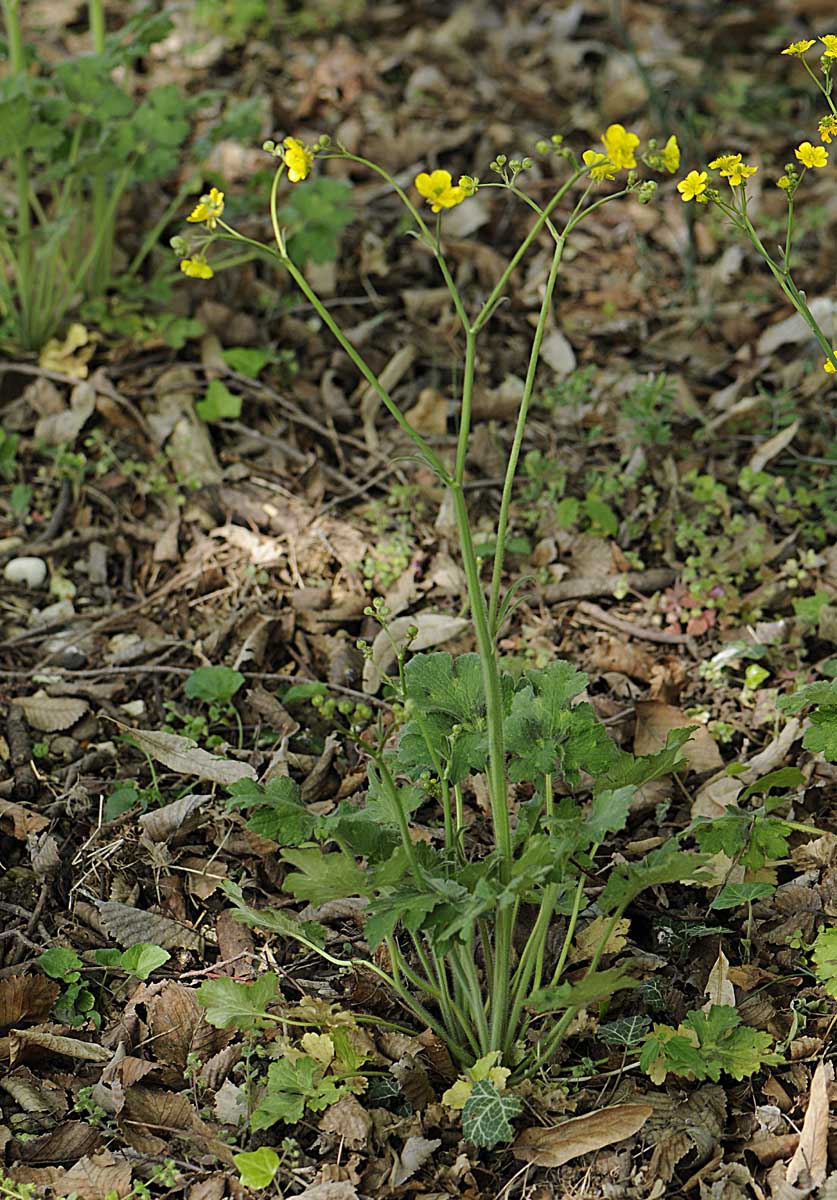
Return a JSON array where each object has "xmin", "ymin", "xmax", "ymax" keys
[
  {"xmin": 461, "ymin": 1079, "xmax": 522, "ymax": 1149},
  {"xmin": 597, "ymin": 1016, "xmax": 652, "ymax": 1047},
  {"xmin": 197, "ymin": 973, "xmax": 279, "ymax": 1030},
  {"xmin": 234, "ymin": 1147, "xmax": 280, "ymax": 1190},
  {"xmin": 251, "ymin": 1057, "xmax": 347, "ymax": 1130},
  {"xmin": 281, "ymin": 847, "xmax": 369, "ymax": 904}
]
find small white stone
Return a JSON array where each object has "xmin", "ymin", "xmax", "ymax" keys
[{"xmin": 4, "ymin": 556, "xmax": 48, "ymax": 589}]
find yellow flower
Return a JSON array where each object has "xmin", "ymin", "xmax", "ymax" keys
[
  {"xmin": 582, "ymin": 149, "xmax": 617, "ymax": 181},
  {"xmin": 601, "ymin": 123, "xmax": 640, "ymax": 170},
  {"xmin": 283, "ymin": 137, "xmax": 313, "ymax": 183},
  {"xmin": 180, "ymin": 256, "xmax": 214, "ymax": 279},
  {"xmin": 819, "ymin": 116, "xmax": 837, "ymax": 143},
  {"xmin": 781, "ymin": 39, "xmax": 816, "ymax": 56},
  {"xmin": 458, "ymin": 175, "xmax": 479, "ymax": 195},
  {"xmin": 777, "ymin": 175, "xmax": 793, "ymax": 189},
  {"xmin": 415, "ymin": 169, "xmax": 466, "ymax": 212},
  {"xmin": 824, "ymin": 358, "xmax": 836, "ymax": 373},
  {"xmin": 820, "ymin": 34, "xmax": 837, "ymax": 59},
  {"xmin": 677, "ymin": 170, "xmax": 708, "ymax": 202},
  {"xmin": 660, "ymin": 134, "xmax": 680, "ymax": 173},
  {"xmin": 186, "ymin": 187, "xmax": 225, "ymax": 229},
  {"xmin": 709, "ymin": 153, "xmax": 757, "ymax": 186},
  {"xmin": 795, "ymin": 141, "xmax": 829, "ymax": 167}
]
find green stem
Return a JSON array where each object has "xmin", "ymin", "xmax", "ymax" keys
[
  {"xmin": 487, "ymin": 231, "xmax": 565, "ymax": 635},
  {"xmin": 266, "ymin": 170, "xmax": 449, "ymax": 480}
]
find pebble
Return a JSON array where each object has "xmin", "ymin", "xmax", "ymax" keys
[{"xmin": 4, "ymin": 556, "xmax": 48, "ymax": 588}]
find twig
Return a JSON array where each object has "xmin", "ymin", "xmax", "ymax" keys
[{"xmin": 575, "ymin": 599, "xmax": 697, "ymax": 648}]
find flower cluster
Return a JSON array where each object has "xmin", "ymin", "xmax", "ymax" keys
[
  {"xmin": 262, "ymin": 135, "xmax": 317, "ymax": 183},
  {"xmin": 781, "ymin": 34, "xmax": 837, "ymax": 59}
]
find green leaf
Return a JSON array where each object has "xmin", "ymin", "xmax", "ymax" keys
[
  {"xmin": 38, "ymin": 948, "xmax": 82, "ymax": 980},
  {"xmin": 461, "ymin": 1079, "xmax": 522, "ymax": 1149},
  {"xmin": 597, "ymin": 1015, "xmax": 652, "ymax": 1047},
  {"xmin": 603, "ymin": 727, "xmax": 695, "ymax": 790},
  {"xmin": 251, "ymin": 1057, "xmax": 347, "ymax": 1130},
  {"xmin": 777, "ymin": 679, "xmax": 837, "ymax": 715},
  {"xmin": 219, "ymin": 881, "xmax": 327, "ymax": 949},
  {"xmin": 793, "ymin": 592, "xmax": 831, "ymax": 627},
  {"xmin": 196, "ymin": 380, "xmax": 242, "ymax": 423},
  {"xmin": 600, "ymin": 843, "xmax": 710, "ymax": 912},
  {"xmin": 118, "ymin": 943, "xmax": 171, "ymax": 981},
  {"xmin": 281, "ymin": 848, "xmax": 368, "ymax": 904},
  {"xmin": 641, "ymin": 1006, "xmax": 780, "ymax": 1083},
  {"xmin": 801, "ymin": 709, "xmax": 837, "ymax": 762},
  {"xmin": 277, "ymin": 177, "xmax": 355, "ymax": 264},
  {"xmin": 583, "ymin": 495, "xmax": 619, "ymax": 537},
  {"xmin": 709, "ymin": 882, "xmax": 775, "ymax": 910},
  {"xmin": 812, "ymin": 927, "xmax": 837, "ymax": 996},
  {"xmin": 693, "ymin": 808, "xmax": 791, "ymax": 871},
  {"xmin": 234, "ymin": 1147, "xmax": 280, "ymax": 1189},
  {"xmin": 197, "ymin": 973, "xmax": 279, "ymax": 1030},
  {"xmin": 528, "ymin": 966, "xmax": 640, "ymax": 1014},
  {"xmin": 587, "ymin": 786, "xmax": 635, "ymax": 841},
  {"xmin": 227, "ymin": 776, "xmax": 316, "ymax": 845},
  {"xmin": 222, "ymin": 347, "xmax": 274, "ymax": 378},
  {"xmin": 185, "ymin": 665, "xmax": 245, "ymax": 705}
]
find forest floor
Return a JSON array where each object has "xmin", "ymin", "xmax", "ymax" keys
[{"xmin": 1, "ymin": 0, "xmax": 837, "ymax": 1197}]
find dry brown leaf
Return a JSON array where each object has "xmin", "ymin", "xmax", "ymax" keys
[
  {"xmin": 703, "ymin": 948, "xmax": 736, "ymax": 1011},
  {"xmin": 11, "ymin": 1120, "xmax": 101, "ymax": 1164},
  {"xmin": 0, "ymin": 799, "xmax": 50, "ymax": 839},
  {"xmin": 139, "ymin": 794, "xmax": 209, "ymax": 843},
  {"xmin": 634, "ymin": 701, "xmax": 723, "ymax": 772},
  {"xmin": 96, "ymin": 900, "xmax": 202, "ymax": 951},
  {"xmin": 389, "ymin": 1135, "xmax": 441, "ymax": 1187},
  {"xmin": 55, "ymin": 1152, "xmax": 132, "ymax": 1200},
  {"xmin": 147, "ymin": 983, "xmax": 230, "ymax": 1069},
  {"xmin": 319, "ymin": 1094, "xmax": 372, "ymax": 1149},
  {"xmin": 119, "ymin": 1087, "xmax": 194, "ymax": 1156},
  {"xmin": 14, "ymin": 693, "xmax": 89, "ymax": 732},
  {"xmin": 786, "ymin": 1060, "xmax": 831, "ymax": 1189},
  {"xmin": 9, "ymin": 1028, "xmax": 111, "ymax": 1065},
  {"xmin": 124, "ymin": 727, "xmax": 256, "ymax": 784},
  {"xmin": 748, "ymin": 419, "xmax": 800, "ymax": 474},
  {"xmin": 292, "ymin": 1184, "xmax": 359, "ymax": 1200},
  {"xmin": 569, "ymin": 916, "xmax": 630, "ymax": 964},
  {"xmin": 0, "ymin": 977, "xmax": 59, "ymax": 1029},
  {"xmin": 512, "ymin": 1103, "xmax": 652, "ymax": 1167}
]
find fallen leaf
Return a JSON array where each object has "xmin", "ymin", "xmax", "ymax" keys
[
  {"xmin": 125, "ymin": 727, "xmax": 256, "ymax": 784},
  {"xmin": 14, "ymin": 693, "xmax": 89, "ymax": 732},
  {"xmin": 319, "ymin": 1094, "xmax": 372, "ymax": 1149},
  {"xmin": 703, "ymin": 949, "xmax": 736, "ymax": 1011},
  {"xmin": 513, "ymin": 1103, "xmax": 652, "ymax": 1167},
  {"xmin": 748, "ymin": 419, "xmax": 800, "ymax": 474},
  {"xmin": 95, "ymin": 900, "xmax": 202, "ymax": 951},
  {"xmin": 0, "ymin": 977, "xmax": 59, "ymax": 1029},
  {"xmin": 634, "ymin": 701, "xmax": 723, "ymax": 772},
  {"xmin": 390, "ymin": 1135, "xmax": 441, "ymax": 1187},
  {"xmin": 785, "ymin": 1060, "xmax": 831, "ymax": 1188}
]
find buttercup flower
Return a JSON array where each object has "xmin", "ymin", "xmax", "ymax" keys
[
  {"xmin": 660, "ymin": 134, "xmax": 680, "ymax": 173},
  {"xmin": 819, "ymin": 116, "xmax": 837, "ymax": 143},
  {"xmin": 676, "ymin": 170, "xmax": 708, "ymax": 202},
  {"xmin": 824, "ymin": 357, "xmax": 836, "ymax": 373},
  {"xmin": 415, "ymin": 169, "xmax": 466, "ymax": 212},
  {"xmin": 777, "ymin": 175, "xmax": 793, "ymax": 189},
  {"xmin": 820, "ymin": 34, "xmax": 837, "ymax": 59},
  {"xmin": 180, "ymin": 256, "xmax": 214, "ymax": 279},
  {"xmin": 582, "ymin": 149, "xmax": 617, "ymax": 181},
  {"xmin": 709, "ymin": 153, "xmax": 757, "ymax": 186},
  {"xmin": 187, "ymin": 187, "xmax": 224, "ymax": 229},
  {"xmin": 781, "ymin": 39, "xmax": 816, "ymax": 56},
  {"xmin": 795, "ymin": 141, "xmax": 829, "ymax": 167},
  {"xmin": 284, "ymin": 137, "xmax": 313, "ymax": 183},
  {"xmin": 601, "ymin": 123, "xmax": 640, "ymax": 170},
  {"xmin": 458, "ymin": 175, "xmax": 479, "ymax": 196}
]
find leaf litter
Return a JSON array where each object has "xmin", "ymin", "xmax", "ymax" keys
[{"xmin": 0, "ymin": 0, "xmax": 836, "ymax": 1196}]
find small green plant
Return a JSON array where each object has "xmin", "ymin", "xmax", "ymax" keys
[
  {"xmin": 0, "ymin": 1174, "xmax": 36, "ymax": 1199},
  {"xmin": 640, "ymin": 1005, "xmax": 781, "ymax": 1084},
  {"xmin": 620, "ymin": 372, "xmax": 675, "ymax": 446},
  {"xmin": 0, "ymin": 428, "xmax": 18, "ymax": 481},
  {"xmin": 0, "ymin": 2, "xmax": 193, "ymax": 350},
  {"xmin": 37, "ymin": 947, "xmax": 99, "ymax": 1028},
  {"xmin": 276, "ymin": 176, "xmax": 355, "ymax": 265},
  {"xmin": 778, "ymin": 679, "xmax": 837, "ymax": 761},
  {"xmin": 94, "ymin": 942, "xmax": 170, "ymax": 982}
]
